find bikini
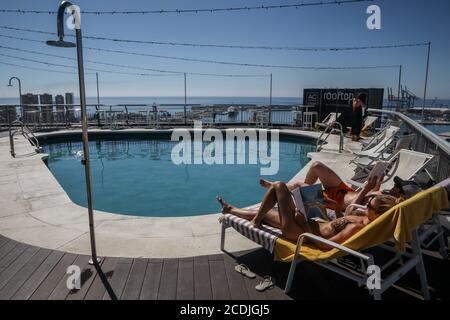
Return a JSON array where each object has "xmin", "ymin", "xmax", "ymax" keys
[{"xmin": 329, "ymin": 217, "xmax": 351, "ymax": 235}]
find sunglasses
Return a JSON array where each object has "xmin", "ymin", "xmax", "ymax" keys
[{"xmin": 366, "ymin": 194, "xmax": 380, "ymax": 213}]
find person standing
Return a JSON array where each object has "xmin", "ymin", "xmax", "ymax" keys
[{"xmin": 351, "ymin": 93, "xmax": 367, "ymax": 141}]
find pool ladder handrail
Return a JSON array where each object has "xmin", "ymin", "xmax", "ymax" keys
[
  {"xmin": 316, "ymin": 121, "xmax": 344, "ymax": 153},
  {"xmin": 9, "ymin": 120, "xmax": 43, "ymax": 157}
]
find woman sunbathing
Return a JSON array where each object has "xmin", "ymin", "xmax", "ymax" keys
[{"xmin": 217, "ymin": 183, "xmax": 400, "ymax": 250}]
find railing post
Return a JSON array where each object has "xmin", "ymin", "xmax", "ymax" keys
[
  {"xmin": 96, "ymin": 105, "xmax": 101, "ymax": 128},
  {"xmin": 9, "ymin": 127, "xmax": 15, "ymax": 157},
  {"xmin": 6, "ymin": 105, "xmax": 11, "ymax": 127},
  {"xmin": 268, "ymin": 105, "xmax": 272, "ymax": 127},
  {"xmin": 240, "ymin": 106, "xmax": 243, "ymax": 124}
]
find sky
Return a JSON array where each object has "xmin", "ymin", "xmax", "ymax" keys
[{"xmin": 0, "ymin": 0, "xmax": 449, "ymax": 99}]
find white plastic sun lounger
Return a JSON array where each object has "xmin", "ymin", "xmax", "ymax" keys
[
  {"xmin": 361, "ymin": 120, "xmax": 400, "ymax": 150},
  {"xmin": 348, "ymin": 149, "xmax": 434, "ymax": 190},
  {"xmin": 360, "ymin": 116, "xmax": 378, "ymax": 133},
  {"xmin": 315, "ymin": 112, "xmax": 341, "ymax": 130},
  {"xmin": 351, "ymin": 133, "xmax": 416, "ymax": 171},
  {"xmin": 350, "ymin": 126, "xmax": 400, "ymax": 157}
]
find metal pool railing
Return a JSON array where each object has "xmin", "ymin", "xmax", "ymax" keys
[
  {"xmin": 0, "ymin": 103, "xmax": 303, "ymax": 129},
  {"xmin": 8, "ymin": 120, "xmax": 42, "ymax": 157}
]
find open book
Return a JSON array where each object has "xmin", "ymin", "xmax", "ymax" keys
[{"xmin": 291, "ymin": 184, "xmax": 326, "ymax": 220}]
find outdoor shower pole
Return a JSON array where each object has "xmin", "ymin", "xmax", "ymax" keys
[
  {"xmin": 421, "ymin": 42, "xmax": 431, "ymax": 122},
  {"xmin": 47, "ymin": 1, "xmax": 100, "ymax": 265},
  {"xmin": 396, "ymin": 65, "xmax": 402, "ymax": 112},
  {"xmin": 184, "ymin": 73, "xmax": 187, "ymax": 125},
  {"xmin": 75, "ymin": 25, "xmax": 100, "ymax": 266},
  {"xmin": 8, "ymin": 77, "xmax": 22, "ymax": 119}
]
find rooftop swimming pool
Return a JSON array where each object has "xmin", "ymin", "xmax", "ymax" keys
[{"xmin": 40, "ymin": 132, "xmax": 316, "ymax": 217}]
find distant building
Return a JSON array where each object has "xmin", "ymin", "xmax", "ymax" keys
[
  {"xmin": 21, "ymin": 93, "xmax": 39, "ymax": 123},
  {"xmin": 21, "ymin": 93, "xmax": 39, "ymax": 106},
  {"xmin": 65, "ymin": 93, "xmax": 75, "ymax": 122},
  {"xmin": 55, "ymin": 95, "xmax": 64, "ymax": 105},
  {"xmin": 65, "ymin": 92, "xmax": 74, "ymax": 104},
  {"xmin": 55, "ymin": 95, "xmax": 65, "ymax": 123},
  {"xmin": 40, "ymin": 93, "xmax": 53, "ymax": 123}
]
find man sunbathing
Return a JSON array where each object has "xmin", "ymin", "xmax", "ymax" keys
[
  {"xmin": 217, "ymin": 186, "xmax": 399, "ymax": 250},
  {"xmin": 266, "ymin": 161, "xmax": 384, "ymax": 217}
]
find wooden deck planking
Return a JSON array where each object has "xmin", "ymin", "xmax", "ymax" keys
[
  {"xmin": 0, "ymin": 248, "xmax": 52, "ymax": 299},
  {"xmin": 0, "ymin": 239, "xmax": 18, "ymax": 261},
  {"xmin": 0, "ymin": 242, "xmax": 28, "ymax": 268},
  {"xmin": 193, "ymin": 255, "xmax": 212, "ymax": 300},
  {"xmin": 2, "ymin": 234, "xmax": 447, "ymax": 300},
  {"xmin": 176, "ymin": 258, "xmax": 194, "ymax": 300},
  {"xmin": 47, "ymin": 255, "xmax": 89, "ymax": 300},
  {"xmin": 157, "ymin": 258, "xmax": 178, "ymax": 300},
  {"xmin": 248, "ymin": 253, "xmax": 290, "ymax": 301},
  {"xmin": 102, "ymin": 258, "xmax": 132, "ymax": 300},
  {"xmin": 29, "ymin": 252, "xmax": 78, "ymax": 300},
  {"xmin": 121, "ymin": 258, "xmax": 148, "ymax": 300},
  {"xmin": 11, "ymin": 250, "xmax": 65, "ymax": 300},
  {"xmin": 223, "ymin": 254, "xmax": 249, "ymax": 300},
  {"xmin": 0, "ymin": 245, "xmax": 40, "ymax": 290},
  {"xmin": 84, "ymin": 257, "xmax": 118, "ymax": 300},
  {"xmin": 66, "ymin": 257, "xmax": 105, "ymax": 300},
  {"xmin": 209, "ymin": 259, "xmax": 232, "ymax": 300},
  {"xmin": 0, "ymin": 236, "xmax": 9, "ymax": 249},
  {"xmin": 139, "ymin": 260, "xmax": 163, "ymax": 300}
]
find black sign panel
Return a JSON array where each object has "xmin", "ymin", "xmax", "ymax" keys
[{"xmin": 303, "ymin": 88, "xmax": 384, "ymax": 124}]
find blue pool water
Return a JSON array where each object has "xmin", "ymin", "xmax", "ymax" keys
[{"xmin": 41, "ymin": 133, "xmax": 315, "ymax": 217}]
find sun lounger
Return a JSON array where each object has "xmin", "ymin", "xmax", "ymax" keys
[
  {"xmin": 350, "ymin": 126, "xmax": 400, "ymax": 157},
  {"xmin": 360, "ymin": 116, "xmax": 379, "ymax": 136},
  {"xmin": 219, "ymin": 184, "xmax": 449, "ymax": 299},
  {"xmin": 314, "ymin": 112, "xmax": 341, "ymax": 131},
  {"xmin": 351, "ymin": 134, "xmax": 416, "ymax": 172},
  {"xmin": 349, "ymin": 149, "xmax": 434, "ymax": 190},
  {"xmin": 360, "ymin": 121, "xmax": 400, "ymax": 150}
]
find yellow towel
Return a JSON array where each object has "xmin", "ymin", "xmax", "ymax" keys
[{"xmin": 274, "ymin": 186, "xmax": 449, "ymax": 262}]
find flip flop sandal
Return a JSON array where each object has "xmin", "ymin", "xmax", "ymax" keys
[
  {"xmin": 255, "ymin": 276, "xmax": 275, "ymax": 292},
  {"xmin": 234, "ymin": 264, "xmax": 256, "ymax": 279}
]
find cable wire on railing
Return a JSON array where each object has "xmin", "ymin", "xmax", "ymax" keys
[
  {"xmin": 0, "ymin": 43, "xmax": 401, "ymax": 71},
  {"xmin": 0, "ymin": 25, "xmax": 430, "ymax": 52},
  {"xmin": 0, "ymin": 0, "xmax": 372, "ymax": 15}
]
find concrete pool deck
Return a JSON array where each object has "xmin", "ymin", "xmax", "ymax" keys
[{"xmin": 0, "ymin": 128, "xmax": 362, "ymax": 258}]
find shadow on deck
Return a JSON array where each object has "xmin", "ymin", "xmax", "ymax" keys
[{"xmin": 0, "ymin": 234, "xmax": 449, "ymax": 300}]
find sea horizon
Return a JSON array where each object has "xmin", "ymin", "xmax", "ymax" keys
[{"xmin": 1, "ymin": 95, "xmax": 450, "ymax": 107}]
